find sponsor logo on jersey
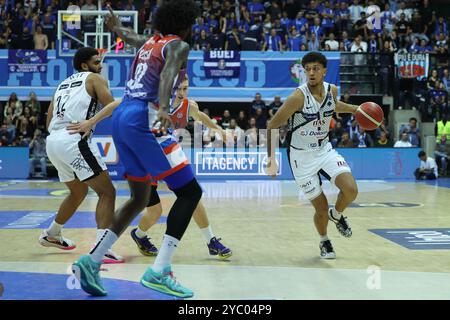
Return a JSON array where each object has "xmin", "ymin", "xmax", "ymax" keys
[
  {"xmin": 177, "ymin": 112, "xmax": 183, "ymax": 119},
  {"xmin": 139, "ymin": 49, "xmax": 152, "ymax": 60},
  {"xmin": 312, "ymin": 119, "xmax": 326, "ymax": 127},
  {"xmin": 324, "ymin": 110, "xmax": 334, "ymax": 117},
  {"xmin": 58, "ymin": 84, "xmax": 69, "ymax": 90},
  {"xmin": 70, "ymin": 81, "xmax": 83, "ymax": 88},
  {"xmin": 337, "ymin": 161, "xmax": 348, "ymax": 167}
]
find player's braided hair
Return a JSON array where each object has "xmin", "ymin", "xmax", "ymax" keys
[{"xmin": 154, "ymin": 0, "xmax": 200, "ymax": 37}]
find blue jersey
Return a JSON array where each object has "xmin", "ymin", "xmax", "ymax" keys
[{"xmin": 124, "ymin": 34, "xmax": 186, "ymax": 104}]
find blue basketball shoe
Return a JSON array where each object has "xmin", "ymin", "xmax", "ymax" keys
[
  {"xmin": 131, "ymin": 228, "xmax": 159, "ymax": 256},
  {"xmin": 207, "ymin": 237, "xmax": 232, "ymax": 260},
  {"xmin": 140, "ymin": 266, "xmax": 193, "ymax": 298},
  {"xmin": 72, "ymin": 255, "xmax": 106, "ymax": 296}
]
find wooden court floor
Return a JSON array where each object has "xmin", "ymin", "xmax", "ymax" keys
[{"xmin": 1, "ymin": 179, "xmax": 450, "ymax": 299}]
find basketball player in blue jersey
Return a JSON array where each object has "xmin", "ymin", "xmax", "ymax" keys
[
  {"xmin": 267, "ymin": 52, "xmax": 362, "ymax": 259},
  {"xmin": 102, "ymin": 8, "xmax": 232, "ymax": 259},
  {"xmin": 71, "ymin": 0, "xmax": 201, "ymax": 298}
]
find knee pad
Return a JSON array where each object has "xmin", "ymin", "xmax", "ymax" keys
[{"xmin": 173, "ymin": 178, "xmax": 203, "ymax": 201}]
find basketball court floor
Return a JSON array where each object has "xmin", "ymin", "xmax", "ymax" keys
[{"xmin": 1, "ymin": 178, "xmax": 450, "ymax": 300}]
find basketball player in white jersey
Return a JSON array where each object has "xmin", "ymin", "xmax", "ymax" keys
[
  {"xmin": 267, "ymin": 52, "xmax": 360, "ymax": 259},
  {"xmin": 39, "ymin": 47, "xmax": 123, "ymax": 263}
]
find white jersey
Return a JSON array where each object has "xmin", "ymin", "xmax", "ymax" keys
[
  {"xmin": 287, "ymin": 81, "xmax": 335, "ymax": 151},
  {"xmin": 48, "ymin": 72, "xmax": 99, "ymax": 132}
]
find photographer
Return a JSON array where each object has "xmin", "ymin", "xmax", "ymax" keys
[{"xmin": 29, "ymin": 128, "xmax": 47, "ymax": 178}]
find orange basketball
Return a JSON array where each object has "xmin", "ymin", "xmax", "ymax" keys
[{"xmin": 355, "ymin": 102, "xmax": 384, "ymax": 131}]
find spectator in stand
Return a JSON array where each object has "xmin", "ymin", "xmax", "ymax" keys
[
  {"xmin": 351, "ymin": 34, "xmax": 368, "ymax": 52},
  {"xmin": 435, "ymin": 16, "xmax": 448, "ymax": 37},
  {"xmin": 408, "ymin": 37, "xmax": 420, "ymax": 52},
  {"xmin": 330, "ymin": 120, "xmax": 345, "ymax": 147},
  {"xmin": 250, "ymin": 93, "xmax": 266, "ymax": 117},
  {"xmin": 337, "ymin": 131, "xmax": 354, "ymax": 148},
  {"xmin": 0, "ymin": 123, "xmax": 10, "ymax": 146},
  {"xmin": 415, "ymin": 151, "xmax": 438, "ymax": 180},
  {"xmin": 255, "ymin": 108, "xmax": 267, "ymax": 130},
  {"xmin": 430, "ymin": 80, "xmax": 449, "ymax": 118},
  {"xmin": 399, "ymin": 117, "xmax": 421, "ymax": 147},
  {"xmin": 194, "ymin": 29, "xmax": 209, "ymax": 51},
  {"xmin": 307, "ymin": 32, "xmax": 320, "ymax": 51},
  {"xmin": 325, "ymin": 32, "xmax": 339, "ymax": 51},
  {"xmin": 225, "ymin": 25, "xmax": 241, "ymax": 50},
  {"xmin": 341, "ymin": 30, "xmax": 352, "ymax": 51},
  {"xmin": 268, "ymin": 96, "xmax": 282, "ymax": 118},
  {"xmin": 395, "ymin": 12, "xmax": 410, "ymax": 48},
  {"xmin": 394, "ymin": 132, "xmax": 413, "ymax": 147},
  {"xmin": 41, "ymin": 10, "xmax": 56, "ymax": 49},
  {"xmin": 237, "ymin": 110, "xmax": 248, "ymax": 131},
  {"xmin": 320, "ymin": 0, "xmax": 335, "ymax": 37},
  {"xmin": 279, "ymin": 127, "xmax": 289, "ymax": 148},
  {"xmin": 29, "ymin": 128, "xmax": 47, "ymax": 178},
  {"xmin": 417, "ymin": 38, "xmax": 435, "ymax": 53},
  {"xmin": 436, "ymin": 114, "xmax": 450, "ymax": 141},
  {"xmin": 220, "ymin": 109, "xmax": 232, "ymax": 130},
  {"xmin": 435, "ymin": 134, "xmax": 450, "ymax": 176},
  {"xmin": 409, "ymin": 11, "xmax": 428, "ymax": 42},
  {"xmin": 294, "ymin": 11, "xmax": 308, "ymax": 36},
  {"xmin": 381, "ymin": 2, "xmax": 397, "ymax": 34},
  {"xmin": 247, "ymin": 0, "xmax": 265, "ymax": 22},
  {"xmin": 193, "ymin": 17, "xmax": 210, "ymax": 38},
  {"xmin": 336, "ymin": 1, "xmax": 350, "ymax": 34},
  {"xmin": 33, "ymin": 24, "xmax": 48, "ymax": 50},
  {"xmin": 225, "ymin": 118, "xmax": 244, "ymax": 148},
  {"xmin": 207, "ymin": 26, "xmax": 226, "ymax": 50},
  {"xmin": 349, "ymin": 0, "xmax": 364, "ymax": 25},
  {"xmin": 375, "ymin": 131, "xmax": 393, "ymax": 147},
  {"xmin": 353, "ymin": 11, "xmax": 368, "ymax": 39},
  {"xmin": 309, "ymin": 17, "xmax": 324, "ymax": 41},
  {"xmin": 246, "ymin": 117, "xmax": 258, "ymax": 148},
  {"xmin": 427, "ymin": 69, "xmax": 439, "ymax": 90},
  {"xmin": 434, "ymin": 33, "xmax": 448, "ymax": 55},
  {"xmin": 396, "ymin": 1, "xmax": 412, "ymax": 21},
  {"xmin": 368, "ymin": 32, "xmax": 380, "ymax": 53},
  {"xmin": 5, "ymin": 93, "xmax": 22, "ymax": 119},
  {"xmin": 280, "ymin": 11, "xmax": 293, "ymax": 33},
  {"xmin": 442, "ymin": 68, "xmax": 450, "ymax": 93},
  {"xmin": 354, "ymin": 127, "xmax": 374, "ymax": 148},
  {"xmin": 286, "ymin": 26, "xmax": 303, "ymax": 51},
  {"xmin": 263, "ymin": 28, "xmax": 283, "ymax": 51},
  {"xmin": 18, "ymin": 26, "xmax": 34, "ymax": 50}
]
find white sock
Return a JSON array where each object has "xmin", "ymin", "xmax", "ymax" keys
[
  {"xmin": 135, "ymin": 226, "xmax": 147, "ymax": 239},
  {"xmin": 47, "ymin": 221, "xmax": 63, "ymax": 237},
  {"xmin": 96, "ymin": 229, "xmax": 104, "ymax": 243},
  {"xmin": 200, "ymin": 225, "xmax": 215, "ymax": 243},
  {"xmin": 152, "ymin": 234, "xmax": 179, "ymax": 273},
  {"xmin": 331, "ymin": 208, "xmax": 343, "ymax": 220},
  {"xmin": 320, "ymin": 235, "xmax": 329, "ymax": 242},
  {"xmin": 89, "ymin": 229, "xmax": 118, "ymax": 263}
]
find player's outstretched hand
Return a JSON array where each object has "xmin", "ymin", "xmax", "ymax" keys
[
  {"xmin": 266, "ymin": 158, "xmax": 278, "ymax": 179},
  {"xmin": 105, "ymin": 4, "xmax": 121, "ymax": 31},
  {"xmin": 157, "ymin": 109, "xmax": 173, "ymax": 131},
  {"xmin": 67, "ymin": 120, "xmax": 94, "ymax": 139}
]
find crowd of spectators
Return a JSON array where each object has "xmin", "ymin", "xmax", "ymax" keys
[
  {"xmin": 0, "ymin": 0, "xmax": 448, "ymax": 54},
  {"xmin": 0, "ymin": 91, "xmax": 47, "ymax": 177}
]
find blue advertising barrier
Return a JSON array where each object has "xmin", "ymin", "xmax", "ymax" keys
[
  {"xmin": 0, "ymin": 50, "xmax": 340, "ymax": 101},
  {"xmin": 0, "ymin": 147, "xmax": 29, "ymax": 179},
  {"xmin": 88, "ymin": 127, "xmax": 420, "ymax": 181},
  {"xmin": 0, "ymin": 142, "xmax": 419, "ymax": 180}
]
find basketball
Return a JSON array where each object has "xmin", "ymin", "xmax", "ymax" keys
[{"xmin": 355, "ymin": 102, "xmax": 384, "ymax": 131}]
